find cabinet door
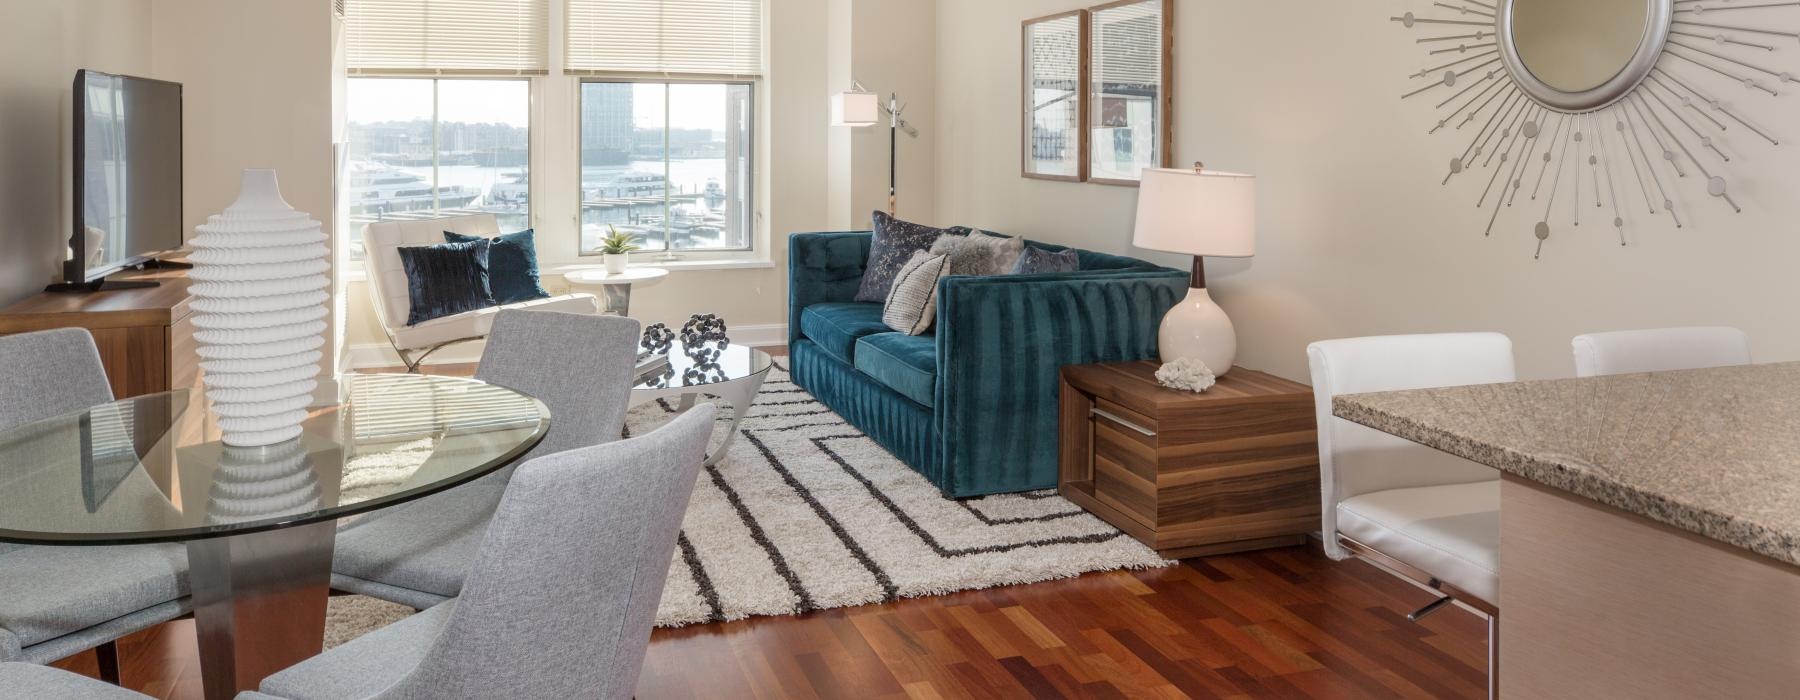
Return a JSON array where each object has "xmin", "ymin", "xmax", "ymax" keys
[
  {"xmin": 89, "ymin": 326, "xmax": 170, "ymax": 398},
  {"xmin": 170, "ymin": 312, "xmax": 200, "ymax": 391}
]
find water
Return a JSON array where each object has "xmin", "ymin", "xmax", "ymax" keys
[{"xmin": 346, "ymin": 158, "xmax": 741, "ymax": 257}]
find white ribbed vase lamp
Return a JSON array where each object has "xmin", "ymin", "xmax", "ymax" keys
[
  {"xmin": 189, "ymin": 169, "xmax": 330, "ymax": 447},
  {"xmin": 1133, "ymin": 166, "xmax": 1256, "ymax": 377}
]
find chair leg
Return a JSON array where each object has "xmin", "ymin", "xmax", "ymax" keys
[
  {"xmin": 96, "ymin": 640, "xmax": 122, "ymax": 686},
  {"xmin": 1487, "ymin": 612, "xmax": 1499, "ymax": 699}
]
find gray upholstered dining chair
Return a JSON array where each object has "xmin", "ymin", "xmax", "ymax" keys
[
  {"xmin": 0, "ymin": 403, "xmax": 711, "ymax": 699},
  {"xmin": 332, "ymin": 309, "xmax": 642, "ymax": 608},
  {"xmin": 250, "ymin": 404, "xmax": 715, "ymax": 699},
  {"xmin": 0, "ymin": 328, "xmax": 190, "ymax": 682}
]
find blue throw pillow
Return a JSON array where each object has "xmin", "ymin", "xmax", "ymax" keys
[
  {"xmin": 1011, "ymin": 246, "xmax": 1081, "ymax": 274},
  {"xmin": 398, "ymin": 239, "xmax": 495, "ymax": 326},
  {"xmin": 854, "ymin": 211, "xmax": 972, "ymax": 303},
  {"xmin": 445, "ymin": 229, "xmax": 549, "ymax": 305}
]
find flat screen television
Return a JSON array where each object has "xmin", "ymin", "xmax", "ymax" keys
[{"xmin": 62, "ymin": 69, "xmax": 184, "ymax": 291}]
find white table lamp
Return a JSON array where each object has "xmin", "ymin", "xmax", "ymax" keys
[{"xmin": 1133, "ymin": 164, "xmax": 1256, "ymax": 375}]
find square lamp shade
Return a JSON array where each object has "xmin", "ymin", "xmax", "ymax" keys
[
  {"xmin": 830, "ymin": 90, "xmax": 879, "ymax": 127},
  {"xmin": 1132, "ymin": 168, "xmax": 1256, "ymax": 258}
]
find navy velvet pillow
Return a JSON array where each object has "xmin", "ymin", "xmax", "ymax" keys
[
  {"xmin": 444, "ymin": 229, "xmax": 549, "ymax": 305},
  {"xmin": 398, "ymin": 239, "xmax": 494, "ymax": 326},
  {"xmin": 1011, "ymin": 246, "xmax": 1081, "ymax": 274},
  {"xmin": 854, "ymin": 211, "xmax": 971, "ymax": 303}
]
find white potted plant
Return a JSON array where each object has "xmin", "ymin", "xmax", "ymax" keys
[{"xmin": 598, "ymin": 225, "xmax": 641, "ymax": 274}]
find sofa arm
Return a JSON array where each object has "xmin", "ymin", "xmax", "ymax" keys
[
  {"xmin": 932, "ymin": 269, "xmax": 1188, "ymax": 495},
  {"xmin": 788, "ymin": 231, "xmax": 874, "ymax": 343}
]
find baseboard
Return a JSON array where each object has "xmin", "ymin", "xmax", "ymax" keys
[{"xmin": 347, "ymin": 323, "xmax": 789, "ymax": 370}]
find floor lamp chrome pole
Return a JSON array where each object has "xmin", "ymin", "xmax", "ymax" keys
[{"xmin": 832, "ymin": 81, "xmax": 918, "ymax": 217}]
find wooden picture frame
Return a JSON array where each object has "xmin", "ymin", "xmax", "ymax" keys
[
  {"xmin": 1021, "ymin": 10, "xmax": 1087, "ymax": 182},
  {"xmin": 1085, "ymin": 0, "xmax": 1173, "ymax": 186}
]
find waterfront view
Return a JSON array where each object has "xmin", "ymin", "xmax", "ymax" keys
[{"xmin": 344, "ymin": 78, "xmax": 752, "ymax": 259}]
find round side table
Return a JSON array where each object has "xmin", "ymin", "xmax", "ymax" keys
[{"xmin": 564, "ymin": 267, "xmax": 670, "ymax": 316}]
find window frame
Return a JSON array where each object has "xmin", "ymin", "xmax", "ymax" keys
[
  {"xmin": 343, "ymin": 75, "xmax": 536, "ymax": 262},
  {"xmin": 574, "ymin": 76, "xmax": 758, "ymax": 259}
]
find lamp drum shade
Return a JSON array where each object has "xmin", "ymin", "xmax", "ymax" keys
[
  {"xmin": 1133, "ymin": 168, "xmax": 1256, "ymax": 258},
  {"xmin": 831, "ymin": 90, "xmax": 880, "ymax": 127}
]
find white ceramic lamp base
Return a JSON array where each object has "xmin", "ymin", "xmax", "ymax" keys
[{"xmin": 1158, "ymin": 287, "xmax": 1236, "ymax": 376}]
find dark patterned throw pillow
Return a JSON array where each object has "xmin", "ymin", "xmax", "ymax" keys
[
  {"xmin": 854, "ymin": 211, "xmax": 970, "ymax": 303},
  {"xmin": 1011, "ymin": 246, "xmax": 1081, "ymax": 274}
]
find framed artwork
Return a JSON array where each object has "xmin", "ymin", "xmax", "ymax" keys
[
  {"xmin": 1087, "ymin": 0, "xmax": 1171, "ymax": 185},
  {"xmin": 1021, "ymin": 11, "xmax": 1087, "ymax": 181}
]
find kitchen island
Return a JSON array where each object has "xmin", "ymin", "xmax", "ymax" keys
[{"xmin": 1334, "ymin": 362, "xmax": 1800, "ymax": 699}]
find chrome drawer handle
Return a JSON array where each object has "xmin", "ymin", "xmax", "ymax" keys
[{"xmin": 1091, "ymin": 408, "xmax": 1156, "ymax": 437}]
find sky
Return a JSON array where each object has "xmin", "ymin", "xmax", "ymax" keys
[{"xmin": 346, "ymin": 79, "xmax": 729, "ymax": 130}]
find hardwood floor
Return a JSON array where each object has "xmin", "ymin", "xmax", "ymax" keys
[
  {"xmin": 51, "ymin": 351, "xmax": 1487, "ymax": 698},
  {"xmin": 53, "ymin": 546, "xmax": 1486, "ymax": 698}
]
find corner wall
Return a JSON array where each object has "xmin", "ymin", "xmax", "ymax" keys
[
  {"xmin": 934, "ymin": 0, "xmax": 1800, "ymax": 380},
  {"xmin": 0, "ymin": 0, "xmax": 155, "ymax": 307}
]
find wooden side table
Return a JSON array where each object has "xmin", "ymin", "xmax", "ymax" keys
[{"xmin": 1059, "ymin": 361, "xmax": 1320, "ymax": 559}]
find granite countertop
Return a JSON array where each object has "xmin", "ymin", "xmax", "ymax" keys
[{"xmin": 1333, "ymin": 362, "xmax": 1800, "ymax": 567}]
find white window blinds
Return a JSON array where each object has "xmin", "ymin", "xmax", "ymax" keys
[
  {"xmin": 345, "ymin": 0, "xmax": 550, "ymax": 75},
  {"xmin": 565, "ymin": 0, "xmax": 764, "ymax": 78}
]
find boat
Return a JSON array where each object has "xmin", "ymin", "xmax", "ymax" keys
[
  {"xmin": 587, "ymin": 172, "xmax": 668, "ymax": 200},
  {"xmin": 487, "ymin": 170, "xmax": 529, "ymax": 208},
  {"xmin": 347, "ymin": 161, "xmax": 479, "ymax": 216}
]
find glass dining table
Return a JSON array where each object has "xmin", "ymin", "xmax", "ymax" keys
[{"xmin": 0, "ymin": 373, "xmax": 549, "ymax": 699}]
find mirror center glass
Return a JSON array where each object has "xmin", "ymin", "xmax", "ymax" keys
[{"xmin": 1511, "ymin": 0, "xmax": 1651, "ymax": 93}]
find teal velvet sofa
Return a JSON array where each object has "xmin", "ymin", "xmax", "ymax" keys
[{"xmin": 787, "ymin": 230, "xmax": 1188, "ymax": 497}]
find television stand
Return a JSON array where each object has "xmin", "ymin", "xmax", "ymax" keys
[
  {"xmin": 44, "ymin": 278, "xmax": 161, "ymax": 293},
  {"xmin": 45, "ymin": 257, "xmax": 195, "ymax": 293}
]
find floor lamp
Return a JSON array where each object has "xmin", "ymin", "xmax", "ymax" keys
[{"xmin": 831, "ymin": 82, "xmax": 917, "ymax": 216}]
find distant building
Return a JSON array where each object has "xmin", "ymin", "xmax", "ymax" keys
[{"xmin": 583, "ymin": 83, "xmax": 634, "ymax": 164}]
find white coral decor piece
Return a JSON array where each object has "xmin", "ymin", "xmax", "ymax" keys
[
  {"xmin": 1156, "ymin": 356, "xmax": 1216, "ymax": 393},
  {"xmin": 190, "ymin": 169, "xmax": 329, "ymax": 447}
]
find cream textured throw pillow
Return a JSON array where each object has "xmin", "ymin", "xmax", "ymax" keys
[{"xmin": 883, "ymin": 250, "xmax": 950, "ymax": 335}]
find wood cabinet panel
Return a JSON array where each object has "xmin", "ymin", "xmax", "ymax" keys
[
  {"xmin": 0, "ymin": 267, "xmax": 197, "ymax": 399},
  {"xmin": 1061, "ymin": 362, "xmax": 1322, "ymax": 558}
]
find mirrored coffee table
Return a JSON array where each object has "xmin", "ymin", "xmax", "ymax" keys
[
  {"xmin": 0, "ymin": 374, "xmax": 549, "ymax": 699},
  {"xmin": 632, "ymin": 341, "xmax": 771, "ymax": 466}
]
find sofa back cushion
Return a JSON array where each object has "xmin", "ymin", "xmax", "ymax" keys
[
  {"xmin": 365, "ymin": 214, "xmax": 502, "ymax": 329},
  {"xmin": 398, "ymin": 238, "xmax": 496, "ymax": 326},
  {"xmin": 854, "ymin": 211, "xmax": 970, "ymax": 303},
  {"xmin": 446, "ymin": 229, "xmax": 550, "ymax": 305}
]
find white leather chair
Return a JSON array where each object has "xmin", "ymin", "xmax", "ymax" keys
[
  {"xmin": 1307, "ymin": 332, "xmax": 1515, "ymax": 698},
  {"xmin": 363, "ymin": 214, "xmax": 601, "ymax": 371},
  {"xmin": 1571, "ymin": 326, "xmax": 1750, "ymax": 378}
]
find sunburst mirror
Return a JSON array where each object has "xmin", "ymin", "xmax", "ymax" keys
[{"xmin": 1392, "ymin": 0, "xmax": 1797, "ymax": 258}]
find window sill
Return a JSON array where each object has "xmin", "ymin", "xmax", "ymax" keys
[
  {"xmin": 336, "ymin": 257, "xmax": 774, "ymax": 286},
  {"xmin": 547, "ymin": 258, "xmax": 774, "ymax": 273}
]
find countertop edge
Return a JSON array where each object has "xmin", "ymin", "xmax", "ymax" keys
[{"xmin": 1332, "ymin": 394, "xmax": 1800, "ymax": 569}]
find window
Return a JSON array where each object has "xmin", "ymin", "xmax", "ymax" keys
[
  {"xmin": 344, "ymin": 79, "xmax": 531, "ymax": 259},
  {"xmin": 343, "ymin": 0, "xmax": 549, "ymax": 76},
  {"xmin": 576, "ymin": 82, "xmax": 753, "ymax": 255}
]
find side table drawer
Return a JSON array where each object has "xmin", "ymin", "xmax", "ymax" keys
[{"xmin": 1059, "ymin": 362, "xmax": 1322, "ymax": 559}]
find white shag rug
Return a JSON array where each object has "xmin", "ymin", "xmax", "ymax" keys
[{"xmin": 326, "ymin": 361, "xmax": 1168, "ymax": 642}]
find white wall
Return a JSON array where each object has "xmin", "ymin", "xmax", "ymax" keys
[
  {"xmin": 935, "ymin": 0, "xmax": 1800, "ymax": 381},
  {"xmin": 0, "ymin": 0, "xmax": 155, "ymax": 306},
  {"xmin": 151, "ymin": 0, "xmax": 340, "ymax": 385}
]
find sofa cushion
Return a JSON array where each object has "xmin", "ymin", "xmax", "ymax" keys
[
  {"xmin": 854, "ymin": 211, "xmax": 970, "ymax": 304},
  {"xmin": 854, "ymin": 333, "xmax": 937, "ymax": 407},
  {"xmin": 398, "ymin": 239, "xmax": 494, "ymax": 326},
  {"xmin": 799, "ymin": 302, "xmax": 889, "ymax": 364},
  {"xmin": 445, "ymin": 229, "xmax": 549, "ymax": 305},
  {"xmin": 390, "ymin": 293, "xmax": 599, "ymax": 352}
]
